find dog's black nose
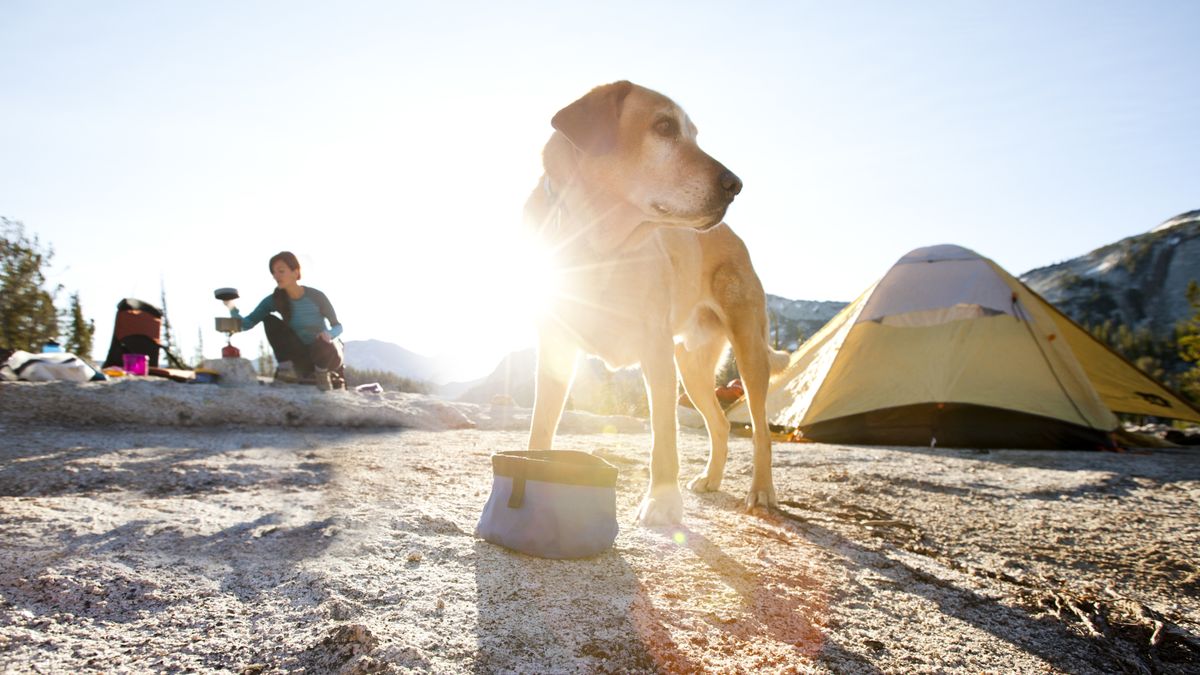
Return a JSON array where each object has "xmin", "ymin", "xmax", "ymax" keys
[{"xmin": 720, "ymin": 170, "xmax": 743, "ymax": 198}]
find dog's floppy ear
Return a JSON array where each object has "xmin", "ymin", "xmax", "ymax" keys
[{"xmin": 551, "ymin": 81, "xmax": 633, "ymax": 155}]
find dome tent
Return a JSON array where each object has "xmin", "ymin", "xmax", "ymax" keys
[{"xmin": 727, "ymin": 244, "xmax": 1200, "ymax": 449}]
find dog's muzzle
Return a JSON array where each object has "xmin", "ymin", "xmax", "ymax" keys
[
  {"xmin": 651, "ymin": 168, "xmax": 742, "ymax": 228},
  {"xmin": 720, "ymin": 170, "xmax": 743, "ymax": 202},
  {"xmin": 695, "ymin": 169, "xmax": 742, "ymax": 229}
]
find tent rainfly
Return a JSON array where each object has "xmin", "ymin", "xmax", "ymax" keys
[{"xmin": 727, "ymin": 244, "xmax": 1200, "ymax": 449}]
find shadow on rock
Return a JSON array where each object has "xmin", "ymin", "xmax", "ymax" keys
[
  {"xmin": 0, "ymin": 430, "xmax": 335, "ymax": 497},
  {"xmin": 472, "ymin": 540, "xmax": 665, "ymax": 673},
  {"xmin": 769, "ymin": 502, "xmax": 1200, "ymax": 673}
]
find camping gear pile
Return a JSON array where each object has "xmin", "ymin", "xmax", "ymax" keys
[
  {"xmin": 102, "ymin": 298, "xmax": 190, "ymax": 375},
  {"xmin": 679, "ymin": 378, "xmax": 745, "ymax": 412},
  {"xmin": 726, "ymin": 244, "xmax": 1200, "ymax": 449},
  {"xmin": 0, "ymin": 297, "xmax": 197, "ymax": 384},
  {"xmin": 1, "ymin": 349, "xmax": 105, "ymax": 382},
  {"xmin": 476, "ymin": 450, "xmax": 619, "ymax": 559}
]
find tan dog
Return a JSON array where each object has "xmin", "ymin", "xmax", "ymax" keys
[{"xmin": 524, "ymin": 81, "xmax": 788, "ymax": 525}]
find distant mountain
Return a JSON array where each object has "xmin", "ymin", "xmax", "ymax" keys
[
  {"xmin": 455, "ymin": 348, "xmax": 537, "ymax": 406},
  {"xmin": 455, "ymin": 348, "xmax": 649, "ymax": 415},
  {"xmin": 436, "ymin": 376, "xmax": 486, "ymax": 401},
  {"xmin": 343, "ymin": 339, "xmax": 442, "ymax": 383},
  {"xmin": 1020, "ymin": 209, "xmax": 1200, "ymax": 337},
  {"xmin": 765, "ymin": 295, "xmax": 848, "ymax": 350}
]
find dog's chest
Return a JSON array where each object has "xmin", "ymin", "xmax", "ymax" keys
[{"xmin": 548, "ymin": 237, "xmax": 705, "ymax": 366}]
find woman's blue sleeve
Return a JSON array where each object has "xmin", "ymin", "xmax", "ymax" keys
[
  {"xmin": 234, "ymin": 296, "xmax": 276, "ymax": 331},
  {"xmin": 311, "ymin": 288, "xmax": 343, "ymax": 339}
]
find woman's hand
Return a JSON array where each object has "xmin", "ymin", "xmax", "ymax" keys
[{"xmin": 317, "ymin": 331, "xmax": 333, "ymax": 343}]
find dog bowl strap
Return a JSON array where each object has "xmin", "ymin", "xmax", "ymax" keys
[{"xmin": 507, "ymin": 475, "xmax": 526, "ymax": 509}]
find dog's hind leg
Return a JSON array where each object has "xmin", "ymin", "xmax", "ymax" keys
[
  {"xmin": 676, "ymin": 332, "xmax": 731, "ymax": 494},
  {"xmin": 727, "ymin": 308, "xmax": 778, "ymax": 512},
  {"xmin": 635, "ymin": 338, "xmax": 684, "ymax": 526},
  {"xmin": 528, "ymin": 334, "xmax": 578, "ymax": 450}
]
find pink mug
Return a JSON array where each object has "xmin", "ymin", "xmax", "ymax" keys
[{"xmin": 122, "ymin": 353, "xmax": 148, "ymax": 376}]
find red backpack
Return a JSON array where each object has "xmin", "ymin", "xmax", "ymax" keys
[{"xmin": 102, "ymin": 298, "xmax": 188, "ymax": 369}]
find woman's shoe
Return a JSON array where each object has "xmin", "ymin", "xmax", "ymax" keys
[
  {"xmin": 273, "ymin": 361, "xmax": 300, "ymax": 384},
  {"xmin": 330, "ymin": 367, "xmax": 347, "ymax": 390}
]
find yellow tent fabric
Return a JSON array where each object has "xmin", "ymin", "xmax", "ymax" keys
[
  {"xmin": 727, "ymin": 244, "xmax": 1200, "ymax": 447},
  {"xmin": 1045, "ymin": 297, "xmax": 1200, "ymax": 421}
]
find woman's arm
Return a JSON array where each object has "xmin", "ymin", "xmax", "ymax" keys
[
  {"xmin": 310, "ymin": 288, "xmax": 343, "ymax": 339},
  {"xmin": 233, "ymin": 295, "xmax": 277, "ymax": 332}
]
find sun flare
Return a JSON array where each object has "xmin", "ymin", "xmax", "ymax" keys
[
  {"xmin": 431, "ymin": 224, "xmax": 565, "ymax": 372},
  {"xmin": 503, "ymin": 232, "xmax": 562, "ymax": 322}
]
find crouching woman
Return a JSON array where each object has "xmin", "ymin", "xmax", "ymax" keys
[{"xmin": 233, "ymin": 251, "xmax": 345, "ymax": 389}]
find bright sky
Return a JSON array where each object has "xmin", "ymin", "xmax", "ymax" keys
[{"xmin": 3, "ymin": 2, "xmax": 1197, "ymax": 381}]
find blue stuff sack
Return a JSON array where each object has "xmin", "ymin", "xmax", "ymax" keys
[{"xmin": 475, "ymin": 450, "xmax": 619, "ymax": 559}]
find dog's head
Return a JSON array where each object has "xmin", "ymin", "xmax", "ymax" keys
[{"xmin": 550, "ymin": 81, "xmax": 742, "ymax": 232}]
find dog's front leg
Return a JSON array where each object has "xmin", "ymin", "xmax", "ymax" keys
[
  {"xmin": 635, "ymin": 339, "xmax": 684, "ymax": 526},
  {"xmin": 528, "ymin": 333, "xmax": 578, "ymax": 450}
]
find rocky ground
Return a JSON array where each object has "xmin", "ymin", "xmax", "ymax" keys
[{"xmin": 1, "ymin": 380, "xmax": 1199, "ymax": 673}]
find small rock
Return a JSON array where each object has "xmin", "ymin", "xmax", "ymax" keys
[
  {"xmin": 325, "ymin": 623, "xmax": 378, "ymax": 651},
  {"xmin": 328, "ymin": 601, "xmax": 354, "ymax": 621},
  {"xmin": 201, "ymin": 357, "xmax": 259, "ymax": 387}
]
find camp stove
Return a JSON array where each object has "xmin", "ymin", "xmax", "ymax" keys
[{"xmin": 213, "ymin": 288, "xmax": 242, "ymax": 358}]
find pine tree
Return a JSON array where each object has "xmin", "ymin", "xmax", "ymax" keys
[
  {"xmin": 159, "ymin": 279, "xmax": 177, "ymax": 358},
  {"xmin": 0, "ymin": 217, "xmax": 60, "ymax": 352},
  {"xmin": 195, "ymin": 327, "xmax": 206, "ymax": 367},
  {"xmin": 257, "ymin": 339, "xmax": 273, "ymax": 375},
  {"xmin": 64, "ymin": 292, "xmax": 95, "ymax": 359},
  {"xmin": 1178, "ymin": 280, "xmax": 1200, "ymax": 402}
]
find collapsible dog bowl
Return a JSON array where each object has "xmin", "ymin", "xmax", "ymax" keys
[{"xmin": 476, "ymin": 450, "xmax": 619, "ymax": 559}]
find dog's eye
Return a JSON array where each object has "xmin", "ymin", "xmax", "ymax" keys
[{"xmin": 653, "ymin": 118, "xmax": 679, "ymax": 138}]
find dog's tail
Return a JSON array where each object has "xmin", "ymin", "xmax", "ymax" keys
[
  {"xmin": 761, "ymin": 308, "xmax": 791, "ymax": 376},
  {"xmin": 768, "ymin": 347, "xmax": 790, "ymax": 375}
]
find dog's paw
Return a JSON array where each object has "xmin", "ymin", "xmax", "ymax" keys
[
  {"xmin": 636, "ymin": 487, "xmax": 683, "ymax": 526},
  {"xmin": 744, "ymin": 484, "xmax": 777, "ymax": 513},
  {"xmin": 687, "ymin": 473, "xmax": 723, "ymax": 493}
]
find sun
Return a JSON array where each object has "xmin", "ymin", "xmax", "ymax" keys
[
  {"xmin": 500, "ymin": 231, "xmax": 562, "ymax": 324},
  {"xmin": 432, "ymin": 225, "xmax": 563, "ymax": 372}
]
